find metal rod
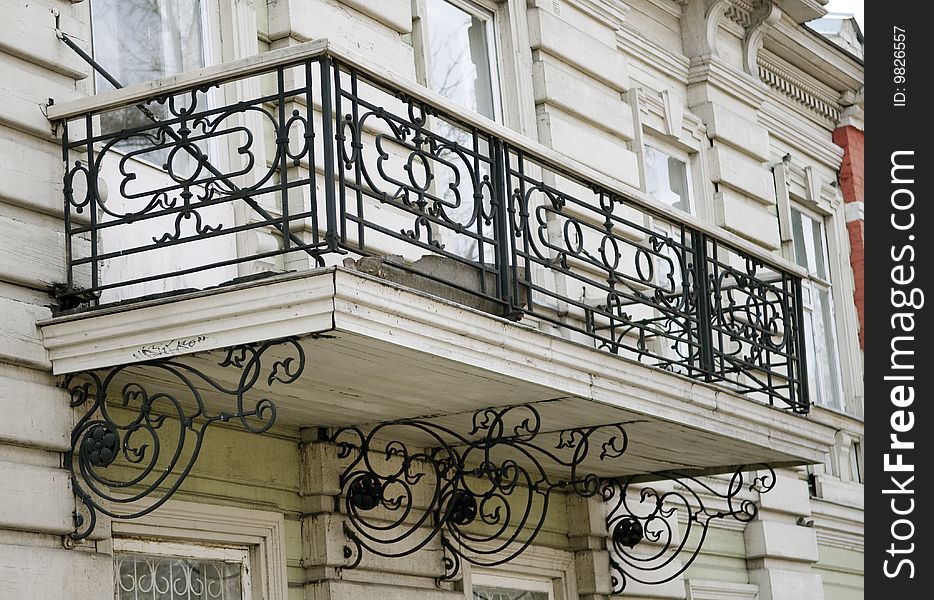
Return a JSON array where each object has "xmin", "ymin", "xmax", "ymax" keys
[{"xmin": 55, "ymin": 30, "xmax": 317, "ymax": 258}]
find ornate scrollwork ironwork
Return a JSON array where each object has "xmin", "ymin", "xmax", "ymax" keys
[
  {"xmin": 329, "ymin": 404, "xmax": 632, "ymax": 580},
  {"xmin": 65, "ymin": 337, "xmax": 305, "ymax": 540},
  {"xmin": 59, "ymin": 52, "xmax": 809, "ymax": 410},
  {"xmin": 328, "ymin": 405, "xmax": 778, "ymax": 587},
  {"xmin": 604, "ymin": 465, "xmax": 777, "ymax": 593}
]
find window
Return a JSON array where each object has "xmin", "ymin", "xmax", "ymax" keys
[
  {"xmin": 91, "ymin": 0, "xmax": 206, "ymax": 91},
  {"xmin": 642, "ymin": 144, "xmax": 694, "ymax": 289},
  {"xmin": 419, "ymin": 0, "xmax": 502, "ymax": 121},
  {"xmin": 91, "ymin": 0, "xmax": 210, "ymax": 156},
  {"xmin": 644, "ymin": 145, "xmax": 692, "ymax": 214},
  {"xmin": 115, "ymin": 538, "xmax": 251, "ymax": 600},
  {"xmin": 470, "ymin": 572, "xmax": 554, "ymax": 600},
  {"xmin": 791, "ymin": 206, "xmax": 844, "ymax": 411}
]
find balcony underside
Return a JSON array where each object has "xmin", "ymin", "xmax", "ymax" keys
[{"xmin": 41, "ymin": 267, "xmax": 833, "ymax": 478}]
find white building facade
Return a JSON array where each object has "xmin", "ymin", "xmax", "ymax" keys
[{"xmin": 0, "ymin": 1, "xmax": 863, "ymax": 599}]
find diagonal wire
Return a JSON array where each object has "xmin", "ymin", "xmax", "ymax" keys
[{"xmin": 56, "ymin": 31, "xmax": 320, "ymax": 258}]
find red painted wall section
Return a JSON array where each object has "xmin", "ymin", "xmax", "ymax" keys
[{"xmin": 833, "ymin": 125, "xmax": 864, "ymax": 348}]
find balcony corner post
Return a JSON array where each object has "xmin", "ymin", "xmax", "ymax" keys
[
  {"xmin": 491, "ymin": 140, "xmax": 517, "ymax": 319},
  {"xmin": 693, "ymin": 230, "xmax": 716, "ymax": 380},
  {"xmin": 319, "ymin": 55, "xmax": 340, "ymax": 253}
]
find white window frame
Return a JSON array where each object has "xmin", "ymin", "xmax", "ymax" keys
[
  {"xmin": 790, "ymin": 202, "xmax": 846, "ymax": 412},
  {"xmin": 413, "ymin": 0, "xmax": 521, "ymax": 126},
  {"xmin": 89, "ymin": 0, "xmax": 222, "ymax": 94},
  {"xmin": 114, "ymin": 537, "xmax": 252, "ymax": 600},
  {"xmin": 109, "ymin": 498, "xmax": 290, "ymax": 600},
  {"xmin": 643, "ymin": 141, "xmax": 695, "ymax": 216},
  {"xmin": 470, "ymin": 571, "xmax": 555, "ymax": 600},
  {"xmin": 459, "ymin": 546, "xmax": 577, "ymax": 600}
]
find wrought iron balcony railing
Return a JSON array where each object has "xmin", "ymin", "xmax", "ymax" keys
[{"xmin": 52, "ymin": 40, "xmax": 810, "ymax": 413}]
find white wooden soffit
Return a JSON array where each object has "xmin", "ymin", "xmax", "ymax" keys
[{"xmin": 39, "ymin": 267, "xmax": 835, "ymax": 467}]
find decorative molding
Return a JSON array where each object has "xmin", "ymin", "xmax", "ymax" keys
[
  {"xmin": 638, "ymin": 90, "xmax": 707, "ymax": 149},
  {"xmin": 759, "ymin": 102, "xmax": 844, "ymax": 169},
  {"xmin": 757, "ymin": 56, "xmax": 842, "ymax": 122},
  {"xmin": 724, "ymin": 0, "xmax": 757, "ymax": 27},
  {"xmin": 742, "ymin": 1, "xmax": 782, "ymax": 75},
  {"xmin": 688, "ymin": 56, "xmax": 767, "ymax": 107},
  {"xmin": 616, "ymin": 22, "xmax": 691, "ymax": 85},
  {"xmin": 687, "ymin": 579, "xmax": 761, "ymax": 600},
  {"xmin": 111, "ymin": 498, "xmax": 290, "ymax": 600},
  {"xmin": 704, "ymin": 0, "xmax": 732, "ymax": 58},
  {"xmin": 837, "ymin": 85, "xmax": 864, "ymax": 130},
  {"xmin": 563, "ymin": 0, "xmax": 632, "ymax": 30}
]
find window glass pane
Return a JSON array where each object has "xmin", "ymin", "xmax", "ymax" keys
[
  {"xmin": 809, "ymin": 214, "xmax": 828, "ymax": 279},
  {"xmin": 116, "ymin": 552, "xmax": 242, "ymax": 600},
  {"xmin": 425, "ymin": 0, "xmax": 498, "ymax": 120},
  {"xmin": 473, "ymin": 586, "xmax": 549, "ymax": 600},
  {"xmin": 92, "ymin": 0, "xmax": 205, "ymax": 90},
  {"xmin": 790, "ymin": 208, "xmax": 808, "ymax": 269},
  {"xmin": 644, "ymin": 146, "xmax": 691, "ymax": 213},
  {"xmin": 817, "ymin": 287, "xmax": 843, "ymax": 408},
  {"xmin": 92, "ymin": 0, "xmax": 207, "ymax": 157},
  {"xmin": 802, "ymin": 306, "xmax": 820, "ymax": 405}
]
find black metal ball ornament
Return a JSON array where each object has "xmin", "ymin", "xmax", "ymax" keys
[
  {"xmin": 613, "ymin": 516, "xmax": 644, "ymax": 548},
  {"xmin": 347, "ymin": 474, "xmax": 383, "ymax": 511},
  {"xmin": 80, "ymin": 423, "xmax": 120, "ymax": 468},
  {"xmin": 447, "ymin": 490, "xmax": 478, "ymax": 526}
]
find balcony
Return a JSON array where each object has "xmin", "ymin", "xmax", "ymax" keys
[
  {"xmin": 40, "ymin": 41, "xmax": 835, "ymax": 577},
  {"xmin": 49, "ymin": 39, "xmax": 810, "ymax": 413}
]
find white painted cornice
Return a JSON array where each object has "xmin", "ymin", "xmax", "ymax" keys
[
  {"xmin": 688, "ymin": 56, "xmax": 767, "ymax": 107},
  {"xmin": 563, "ymin": 0, "xmax": 631, "ymax": 31},
  {"xmin": 743, "ymin": 1, "xmax": 782, "ymax": 75},
  {"xmin": 617, "ymin": 23, "xmax": 690, "ymax": 85},
  {"xmin": 758, "ymin": 51, "xmax": 842, "ymax": 123},
  {"xmin": 760, "ymin": 100, "xmax": 844, "ymax": 169}
]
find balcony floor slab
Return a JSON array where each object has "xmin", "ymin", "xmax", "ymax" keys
[{"xmin": 39, "ymin": 267, "xmax": 835, "ymax": 477}]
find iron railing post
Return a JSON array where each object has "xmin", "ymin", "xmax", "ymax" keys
[
  {"xmin": 692, "ymin": 230, "xmax": 715, "ymax": 381},
  {"xmin": 491, "ymin": 139, "xmax": 515, "ymax": 317},
  {"xmin": 61, "ymin": 120, "xmax": 73, "ymax": 295},
  {"xmin": 320, "ymin": 56, "xmax": 340, "ymax": 252}
]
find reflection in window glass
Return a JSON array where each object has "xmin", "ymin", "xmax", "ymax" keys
[
  {"xmin": 790, "ymin": 208, "xmax": 844, "ymax": 411},
  {"xmin": 424, "ymin": 0, "xmax": 499, "ymax": 120},
  {"xmin": 92, "ymin": 0, "xmax": 206, "ymax": 156},
  {"xmin": 92, "ymin": 0, "xmax": 205, "ymax": 90},
  {"xmin": 473, "ymin": 585, "xmax": 549, "ymax": 600},
  {"xmin": 644, "ymin": 146, "xmax": 691, "ymax": 213},
  {"xmin": 116, "ymin": 552, "xmax": 243, "ymax": 600}
]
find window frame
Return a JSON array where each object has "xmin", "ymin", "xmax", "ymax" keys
[
  {"xmin": 412, "ymin": 0, "xmax": 537, "ymax": 130},
  {"xmin": 789, "ymin": 202, "xmax": 846, "ymax": 412},
  {"xmin": 89, "ymin": 0, "xmax": 222, "ymax": 94},
  {"xmin": 459, "ymin": 546, "xmax": 576, "ymax": 600},
  {"xmin": 109, "ymin": 498, "xmax": 290, "ymax": 600},
  {"xmin": 114, "ymin": 537, "xmax": 253, "ymax": 600},
  {"xmin": 642, "ymin": 141, "xmax": 695, "ymax": 216},
  {"xmin": 470, "ymin": 571, "xmax": 555, "ymax": 600}
]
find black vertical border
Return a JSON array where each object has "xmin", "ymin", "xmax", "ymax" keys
[{"xmin": 865, "ymin": 3, "xmax": 930, "ymax": 595}]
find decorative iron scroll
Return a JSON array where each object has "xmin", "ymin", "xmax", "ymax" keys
[
  {"xmin": 65, "ymin": 337, "xmax": 304, "ymax": 540},
  {"xmin": 604, "ymin": 465, "xmax": 776, "ymax": 593},
  {"xmin": 329, "ymin": 404, "xmax": 631, "ymax": 579},
  {"xmin": 329, "ymin": 404, "xmax": 776, "ymax": 586}
]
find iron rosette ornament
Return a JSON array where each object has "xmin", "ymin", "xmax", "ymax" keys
[
  {"xmin": 603, "ymin": 465, "xmax": 777, "ymax": 593},
  {"xmin": 329, "ymin": 404, "xmax": 632, "ymax": 580},
  {"xmin": 66, "ymin": 337, "xmax": 305, "ymax": 540}
]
